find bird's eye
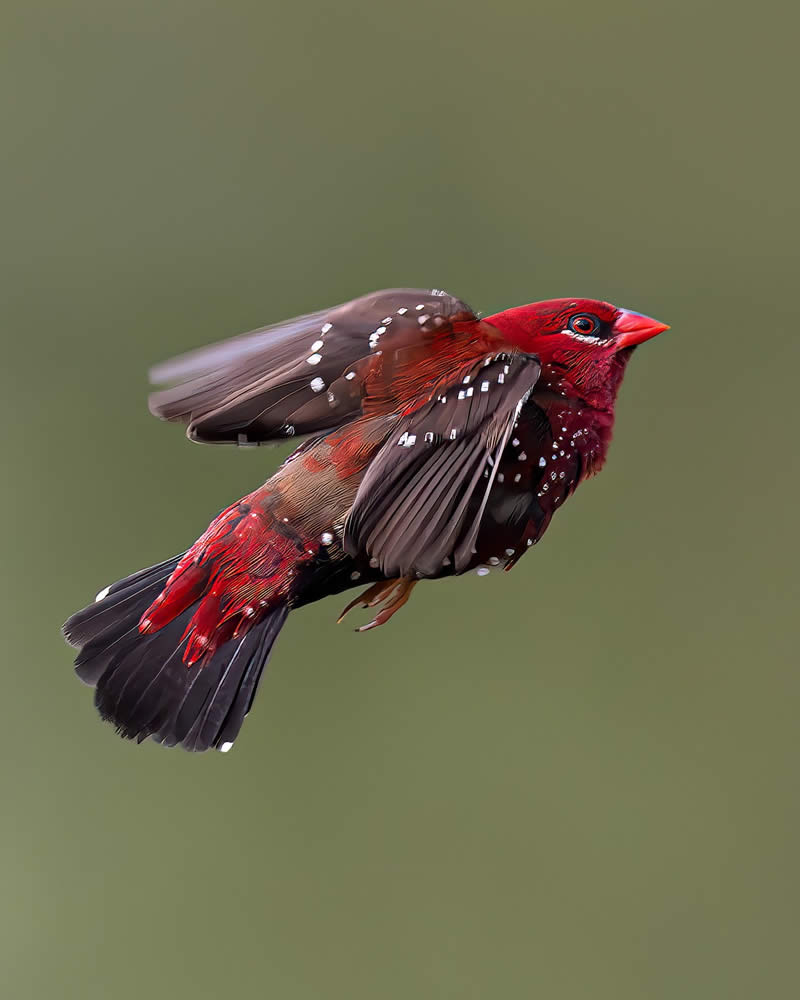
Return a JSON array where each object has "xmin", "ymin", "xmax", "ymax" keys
[{"xmin": 568, "ymin": 314, "xmax": 600, "ymax": 336}]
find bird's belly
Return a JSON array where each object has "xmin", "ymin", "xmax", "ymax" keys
[{"xmin": 469, "ymin": 409, "xmax": 585, "ymax": 573}]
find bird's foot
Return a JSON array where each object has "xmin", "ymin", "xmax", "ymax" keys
[{"xmin": 337, "ymin": 578, "xmax": 418, "ymax": 632}]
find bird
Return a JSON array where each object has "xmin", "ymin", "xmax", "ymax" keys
[{"xmin": 63, "ymin": 287, "xmax": 668, "ymax": 752}]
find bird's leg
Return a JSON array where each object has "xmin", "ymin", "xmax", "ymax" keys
[
  {"xmin": 337, "ymin": 581, "xmax": 397, "ymax": 621},
  {"xmin": 355, "ymin": 578, "xmax": 417, "ymax": 633},
  {"xmin": 337, "ymin": 577, "xmax": 418, "ymax": 632}
]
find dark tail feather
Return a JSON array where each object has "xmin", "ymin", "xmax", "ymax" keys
[{"xmin": 63, "ymin": 558, "xmax": 289, "ymax": 752}]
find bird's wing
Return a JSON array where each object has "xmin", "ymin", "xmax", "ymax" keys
[
  {"xmin": 148, "ymin": 288, "xmax": 477, "ymax": 445},
  {"xmin": 344, "ymin": 352, "xmax": 542, "ymax": 579}
]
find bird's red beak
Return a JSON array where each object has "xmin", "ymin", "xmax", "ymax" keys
[{"xmin": 614, "ymin": 309, "xmax": 669, "ymax": 348}]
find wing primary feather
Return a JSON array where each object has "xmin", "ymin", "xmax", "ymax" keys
[
  {"xmin": 344, "ymin": 353, "xmax": 541, "ymax": 578},
  {"xmin": 147, "ymin": 288, "xmax": 478, "ymax": 445}
]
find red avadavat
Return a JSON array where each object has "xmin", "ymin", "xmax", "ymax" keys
[{"xmin": 64, "ymin": 288, "xmax": 668, "ymax": 751}]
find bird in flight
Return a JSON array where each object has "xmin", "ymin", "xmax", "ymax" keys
[{"xmin": 64, "ymin": 288, "xmax": 668, "ymax": 752}]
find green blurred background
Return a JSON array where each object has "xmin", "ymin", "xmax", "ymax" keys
[{"xmin": 2, "ymin": 1, "xmax": 797, "ymax": 997}]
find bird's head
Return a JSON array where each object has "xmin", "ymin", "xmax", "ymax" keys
[{"xmin": 484, "ymin": 298, "xmax": 669, "ymax": 405}]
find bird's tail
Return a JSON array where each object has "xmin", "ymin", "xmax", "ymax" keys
[
  {"xmin": 63, "ymin": 558, "xmax": 288, "ymax": 752},
  {"xmin": 62, "ymin": 493, "xmax": 308, "ymax": 751}
]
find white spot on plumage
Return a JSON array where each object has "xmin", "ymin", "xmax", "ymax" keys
[
  {"xmin": 476, "ymin": 567, "xmax": 490, "ymax": 576},
  {"xmin": 514, "ymin": 473, "xmax": 521, "ymax": 483},
  {"xmin": 311, "ymin": 339, "xmax": 324, "ymax": 352},
  {"xmin": 512, "ymin": 438, "xmax": 520, "ymax": 447},
  {"xmin": 417, "ymin": 315, "xmax": 429, "ymax": 325},
  {"xmin": 345, "ymin": 371, "xmax": 356, "ymax": 380},
  {"xmin": 350, "ymin": 570, "xmax": 361, "ymax": 581},
  {"xmin": 539, "ymin": 457, "xmax": 546, "ymax": 467},
  {"xmin": 397, "ymin": 307, "xmax": 408, "ymax": 315},
  {"xmin": 481, "ymin": 381, "xmax": 489, "ymax": 392},
  {"xmin": 416, "ymin": 303, "xmax": 425, "ymax": 310},
  {"xmin": 306, "ymin": 353, "xmax": 322, "ymax": 365},
  {"xmin": 498, "ymin": 373, "xmax": 505, "ymax": 384},
  {"xmin": 95, "ymin": 585, "xmax": 110, "ymax": 603},
  {"xmin": 220, "ymin": 742, "xmax": 234, "ymax": 753},
  {"xmin": 321, "ymin": 532, "xmax": 334, "ymax": 544},
  {"xmin": 321, "ymin": 322, "xmax": 332, "ymax": 333},
  {"xmin": 310, "ymin": 377, "xmax": 325, "ymax": 392},
  {"xmin": 518, "ymin": 451, "xmax": 527, "ymax": 461}
]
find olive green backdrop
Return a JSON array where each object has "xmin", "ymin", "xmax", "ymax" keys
[{"xmin": 2, "ymin": 1, "xmax": 797, "ymax": 997}]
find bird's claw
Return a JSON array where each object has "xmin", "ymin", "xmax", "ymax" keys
[{"xmin": 337, "ymin": 578, "xmax": 417, "ymax": 632}]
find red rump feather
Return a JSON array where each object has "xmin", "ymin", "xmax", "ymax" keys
[{"xmin": 139, "ymin": 493, "xmax": 318, "ymax": 665}]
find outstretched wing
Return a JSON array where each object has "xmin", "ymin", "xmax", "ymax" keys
[
  {"xmin": 344, "ymin": 352, "xmax": 542, "ymax": 578},
  {"xmin": 149, "ymin": 288, "xmax": 477, "ymax": 445}
]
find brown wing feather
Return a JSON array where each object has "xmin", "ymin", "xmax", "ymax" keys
[
  {"xmin": 148, "ymin": 288, "xmax": 477, "ymax": 445},
  {"xmin": 344, "ymin": 353, "xmax": 542, "ymax": 578}
]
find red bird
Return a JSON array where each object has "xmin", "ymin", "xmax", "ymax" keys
[{"xmin": 64, "ymin": 288, "xmax": 668, "ymax": 752}]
